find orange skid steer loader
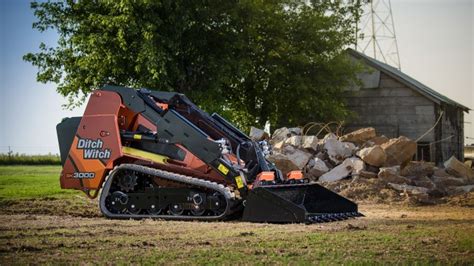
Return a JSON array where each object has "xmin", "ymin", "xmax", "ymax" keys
[{"xmin": 57, "ymin": 85, "xmax": 361, "ymax": 223}]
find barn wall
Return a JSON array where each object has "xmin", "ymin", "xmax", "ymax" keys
[
  {"xmin": 435, "ymin": 103, "xmax": 464, "ymax": 164},
  {"xmin": 344, "ymin": 72, "xmax": 436, "ymax": 142}
]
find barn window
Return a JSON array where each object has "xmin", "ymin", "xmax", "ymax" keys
[{"xmin": 416, "ymin": 142, "xmax": 431, "ymax": 162}]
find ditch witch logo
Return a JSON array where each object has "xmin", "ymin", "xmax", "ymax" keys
[{"xmin": 77, "ymin": 138, "xmax": 111, "ymax": 159}]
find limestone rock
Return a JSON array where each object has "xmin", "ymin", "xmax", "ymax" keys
[
  {"xmin": 282, "ymin": 145, "xmax": 296, "ymax": 154},
  {"xmin": 319, "ymin": 158, "xmax": 354, "ymax": 182},
  {"xmin": 288, "ymin": 127, "xmax": 302, "ymax": 136},
  {"xmin": 270, "ymin": 127, "xmax": 291, "ymax": 145},
  {"xmin": 378, "ymin": 166, "xmax": 410, "ymax": 184},
  {"xmin": 370, "ymin": 135, "xmax": 390, "ymax": 146},
  {"xmin": 444, "ymin": 156, "xmax": 474, "ymax": 180},
  {"xmin": 379, "ymin": 165, "xmax": 400, "ymax": 175},
  {"xmin": 349, "ymin": 157, "xmax": 365, "ymax": 176},
  {"xmin": 400, "ymin": 161, "xmax": 435, "ymax": 178},
  {"xmin": 284, "ymin": 135, "xmax": 302, "ymax": 147},
  {"xmin": 361, "ymin": 135, "xmax": 390, "ymax": 148},
  {"xmin": 305, "ymin": 158, "xmax": 329, "ymax": 180},
  {"xmin": 267, "ymin": 149, "xmax": 312, "ymax": 175},
  {"xmin": 381, "ymin": 136, "xmax": 417, "ymax": 166},
  {"xmin": 340, "ymin": 127, "xmax": 376, "ymax": 145},
  {"xmin": 356, "ymin": 145, "xmax": 386, "ymax": 167},
  {"xmin": 324, "ymin": 138, "xmax": 356, "ymax": 164},
  {"xmin": 301, "ymin": 135, "xmax": 319, "ymax": 152},
  {"xmin": 249, "ymin": 127, "xmax": 269, "ymax": 141},
  {"xmin": 272, "ymin": 141, "xmax": 285, "ymax": 150}
]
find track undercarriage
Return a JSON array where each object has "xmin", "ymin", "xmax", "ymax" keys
[{"xmin": 100, "ymin": 164, "xmax": 239, "ymax": 220}]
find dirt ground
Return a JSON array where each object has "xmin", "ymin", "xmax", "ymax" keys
[
  {"xmin": 1, "ymin": 198, "xmax": 473, "ymax": 264},
  {"xmin": 1, "ymin": 166, "xmax": 473, "ymax": 264}
]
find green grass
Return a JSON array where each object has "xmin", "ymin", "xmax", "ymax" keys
[
  {"xmin": 0, "ymin": 165, "xmax": 77, "ymax": 199},
  {"xmin": 0, "ymin": 153, "xmax": 61, "ymax": 165}
]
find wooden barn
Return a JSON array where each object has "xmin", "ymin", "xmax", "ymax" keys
[{"xmin": 344, "ymin": 49, "xmax": 470, "ymax": 165}]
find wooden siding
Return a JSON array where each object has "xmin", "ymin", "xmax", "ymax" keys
[
  {"xmin": 435, "ymin": 104, "xmax": 464, "ymax": 164},
  {"xmin": 344, "ymin": 73, "xmax": 436, "ymax": 142},
  {"xmin": 345, "ymin": 53, "xmax": 467, "ymax": 165}
]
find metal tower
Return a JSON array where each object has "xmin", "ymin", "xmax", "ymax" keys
[{"xmin": 355, "ymin": 0, "xmax": 401, "ymax": 70}]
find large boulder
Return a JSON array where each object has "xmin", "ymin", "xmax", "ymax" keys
[
  {"xmin": 319, "ymin": 159, "xmax": 353, "ymax": 182},
  {"xmin": 270, "ymin": 127, "xmax": 291, "ymax": 145},
  {"xmin": 381, "ymin": 136, "xmax": 417, "ymax": 166},
  {"xmin": 356, "ymin": 145, "xmax": 386, "ymax": 167},
  {"xmin": 249, "ymin": 127, "xmax": 269, "ymax": 141},
  {"xmin": 378, "ymin": 166, "xmax": 411, "ymax": 184},
  {"xmin": 284, "ymin": 135, "xmax": 302, "ymax": 147},
  {"xmin": 319, "ymin": 157, "xmax": 364, "ymax": 182},
  {"xmin": 369, "ymin": 135, "xmax": 390, "ymax": 146},
  {"xmin": 350, "ymin": 157, "xmax": 365, "ymax": 177},
  {"xmin": 272, "ymin": 141, "xmax": 285, "ymax": 151},
  {"xmin": 361, "ymin": 135, "xmax": 390, "ymax": 148},
  {"xmin": 301, "ymin": 135, "xmax": 319, "ymax": 152},
  {"xmin": 444, "ymin": 156, "xmax": 474, "ymax": 180},
  {"xmin": 267, "ymin": 147, "xmax": 312, "ymax": 175},
  {"xmin": 400, "ymin": 161, "xmax": 435, "ymax": 178},
  {"xmin": 305, "ymin": 157, "xmax": 330, "ymax": 180},
  {"xmin": 288, "ymin": 127, "xmax": 302, "ymax": 136},
  {"xmin": 379, "ymin": 165, "xmax": 400, "ymax": 175},
  {"xmin": 340, "ymin": 127, "xmax": 376, "ymax": 145},
  {"xmin": 324, "ymin": 138, "xmax": 357, "ymax": 164}
]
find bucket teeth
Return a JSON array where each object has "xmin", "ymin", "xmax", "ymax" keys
[{"xmin": 306, "ymin": 211, "xmax": 364, "ymax": 224}]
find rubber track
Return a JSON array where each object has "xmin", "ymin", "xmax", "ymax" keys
[{"xmin": 99, "ymin": 164, "xmax": 237, "ymax": 221}]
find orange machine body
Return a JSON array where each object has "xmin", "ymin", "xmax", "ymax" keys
[{"xmin": 60, "ymin": 90, "xmax": 226, "ymax": 197}]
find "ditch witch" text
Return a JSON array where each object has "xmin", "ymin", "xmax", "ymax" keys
[{"xmin": 77, "ymin": 138, "xmax": 111, "ymax": 159}]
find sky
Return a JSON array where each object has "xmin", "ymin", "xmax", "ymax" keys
[{"xmin": 0, "ymin": 0, "xmax": 473, "ymax": 154}]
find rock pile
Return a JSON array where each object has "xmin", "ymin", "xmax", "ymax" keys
[{"xmin": 263, "ymin": 126, "xmax": 474, "ymax": 205}]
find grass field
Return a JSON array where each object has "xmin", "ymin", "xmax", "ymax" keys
[
  {"xmin": 0, "ymin": 154, "xmax": 60, "ymax": 165},
  {"xmin": 0, "ymin": 166, "xmax": 473, "ymax": 264},
  {"xmin": 0, "ymin": 165, "xmax": 76, "ymax": 199}
]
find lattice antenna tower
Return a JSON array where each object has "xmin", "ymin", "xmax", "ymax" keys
[{"xmin": 355, "ymin": 0, "xmax": 401, "ymax": 70}]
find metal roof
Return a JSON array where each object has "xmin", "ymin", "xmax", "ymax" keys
[{"xmin": 347, "ymin": 48, "xmax": 470, "ymax": 112}]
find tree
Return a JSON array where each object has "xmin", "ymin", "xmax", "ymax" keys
[{"xmin": 25, "ymin": 0, "xmax": 361, "ymax": 130}]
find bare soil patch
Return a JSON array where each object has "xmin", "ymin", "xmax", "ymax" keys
[{"xmin": 0, "ymin": 200, "xmax": 473, "ymax": 264}]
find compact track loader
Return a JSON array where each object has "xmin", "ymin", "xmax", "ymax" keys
[{"xmin": 57, "ymin": 85, "xmax": 361, "ymax": 223}]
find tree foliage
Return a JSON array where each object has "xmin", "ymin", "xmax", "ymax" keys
[{"xmin": 25, "ymin": 0, "xmax": 361, "ymax": 130}]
